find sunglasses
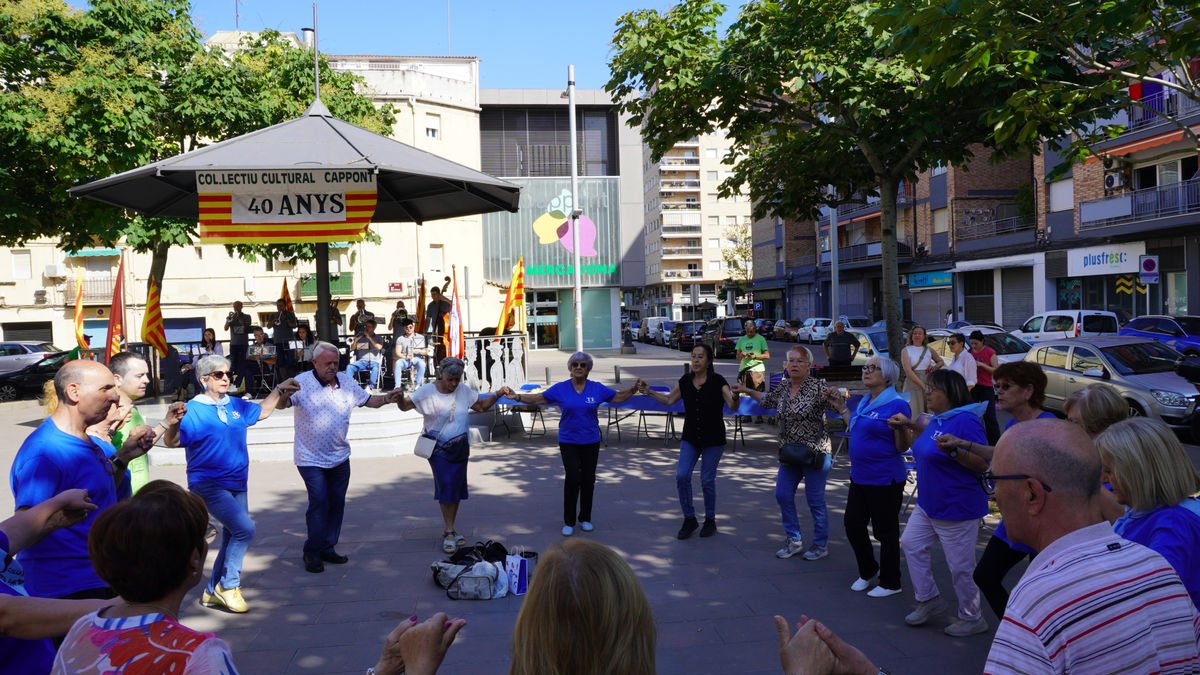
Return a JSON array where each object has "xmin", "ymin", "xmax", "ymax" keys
[
  {"xmin": 977, "ymin": 470, "xmax": 1053, "ymax": 496},
  {"xmin": 206, "ymin": 370, "xmax": 231, "ymax": 380},
  {"xmin": 569, "ymin": 362, "xmax": 590, "ymax": 369},
  {"xmin": 995, "ymin": 382, "xmax": 1019, "ymax": 391},
  {"xmin": 862, "ymin": 364, "xmax": 881, "ymax": 374}
]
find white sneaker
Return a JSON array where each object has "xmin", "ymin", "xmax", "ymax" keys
[
  {"xmin": 850, "ymin": 577, "xmax": 874, "ymax": 592},
  {"xmin": 905, "ymin": 596, "xmax": 945, "ymax": 625},
  {"xmin": 868, "ymin": 585, "xmax": 903, "ymax": 598},
  {"xmin": 561, "ymin": 525, "xmax": 574, "ymax": 536},
  {"xmin": 579, "ymin": 521, "xmax": 594, "ymax": 532},
  {"xmin": 775, "ymin": 538, "xmax": 805, "ymax": 559}
]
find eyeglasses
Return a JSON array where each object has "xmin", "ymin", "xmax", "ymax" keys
[
  {"xmin": 787, "ymin": 359, "xmax": 811, "ymax": 365},
  {"xmin": 924, "ymin": 386, "xmax": 941, "ymax": 395},
  {"xmin": 995, "ymin": 382, "xmax": 1018, "ymax": 391},
  {"xmin": 206, "ymin": 370, "xmax": 231, "ymax": 380},
  {"xmin": 569, "ymin": 362, "xmax": 590, "ymax": 369},
  {"xmin": 862, "ymin": 364, "xmax": 881, "ymax": 374},
  {"xmin": 977, "ymin": 470, "xmax": 1053, "ymax": 496}
]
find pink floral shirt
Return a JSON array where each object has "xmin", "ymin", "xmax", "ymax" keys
[{"xmin": 53, "ymin": 609, "xmax": 238, "ymax": 674}]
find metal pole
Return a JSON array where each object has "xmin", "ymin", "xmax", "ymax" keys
[
  {"xmin": 312, "ymin": 4, "xmax": 320, "ymax": 99},
  {"xmin": 830, "ymin": 204, "xmax": 840, "ymax": 322},
  {"xmin": 316, "ymin": 243, "xmax": 332, "ymax": 342},
  {"xmin": 568, "ymin": 64, "xmax": 584, "ymax": 352}
]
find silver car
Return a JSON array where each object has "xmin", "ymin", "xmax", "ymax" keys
[
  {"xmin": 927, "ymin": 327, "xmax": 1032, "ymax": 365},
  {"xmin": 1025, "ymin": 337, "xmax": 1199, "ymax": 433},
  {"xmin": 0, "ymin": 341, "xmax": 62, "ymax": 375},
  {"xmin": 848, "ymin": 329, "xmax": 889, "ymax": 366}
]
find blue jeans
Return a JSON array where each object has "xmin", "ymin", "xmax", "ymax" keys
[
  {"xmin": 395, "ymin": 357, "xmax": 427, "ymax": 385},
  {"xmin": 346, "ymin": 357, "xmax": 380, "ymax": 388},
  {"xmin": 298, "ymin": 461, "xmax": 351, "ymax": 558},
  {"xmin": 775, "ymin": 453, "xmax": 832, "ymax": 546},
  {"xmin": 677, "ymin": 440, "xmax": 725, "ymax": 520},
  {"xmin": 191, "ymin": 483, "xmax": 255, "ymax": 591}
]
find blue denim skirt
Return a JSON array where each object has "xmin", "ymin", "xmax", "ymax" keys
[{"xmin": 429, "ymin": 451, "xmax": 469, "ymax": 504}]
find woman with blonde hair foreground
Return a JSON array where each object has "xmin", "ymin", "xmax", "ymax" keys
[{"xmin": 1095, "ymin": 417, "xmax": 1200, "ymax": 608}]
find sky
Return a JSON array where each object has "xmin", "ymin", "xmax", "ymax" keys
[{"xmin": 70, "ymin": 0, "xmax": 743, "ymax": 90}]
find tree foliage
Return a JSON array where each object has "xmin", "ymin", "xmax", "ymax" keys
[
  {"xmin": 721, "ymin": 220, "xmax": 752, "ymax": 294},
  {"xmin": 875, "ymin": 0, "xmax": 1200, "ymax": 172},
  {"xmin": 607, "ymin": 0, "xmax": 1002, "ymax": 356},
  {"xmin": 0, "ymin": 1, "xmax": 394, "ymax": 286}
]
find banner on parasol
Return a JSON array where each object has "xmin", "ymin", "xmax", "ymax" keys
[{"xmin": 196, "ymin": 169, "xmax": 377, "ymax": 244}]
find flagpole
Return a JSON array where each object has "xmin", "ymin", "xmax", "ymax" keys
[{"xmin": 567, "ymin": 64, "xmax": 584, "ymax": 352}]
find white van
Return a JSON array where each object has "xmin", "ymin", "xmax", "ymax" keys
[
  {"xmin": 1011, "ymin": 310, "xmax": 1120, "ymax": 344},
  {"xmin": 641, "ymin": 317, "xmax": 668, "ymax": 344}
]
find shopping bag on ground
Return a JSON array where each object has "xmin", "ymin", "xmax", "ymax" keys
[{"xmin": 506, "ymin": 547, "xmax": 538, "ymax": 596}]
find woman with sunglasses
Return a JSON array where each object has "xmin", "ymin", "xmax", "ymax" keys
[
  {"xmin": 162, "ymin": 355, "xmax": 299, "ymax": 613},
  {"xmin": 888, "ymin": 369, "xmax": 990, "ymax": 638},
  {"xmin": 933, "ymin": 361, "xmax": 1052, "ymax": 619},
  {"xmin": 943, "ymin": 333, "xmax": 977, "ymax": 392},
  {"xmin": 511, "ymin": 352, "xmax": 638, "ymax": 536},
  {"xmin": 828, "ymin": 355, "xmax": 910, "ymax": 597}
]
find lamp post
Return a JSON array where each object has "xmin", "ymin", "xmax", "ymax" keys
[{"xmin": 567, "ymin": 65, "xmax": 584, "ymax": 352}]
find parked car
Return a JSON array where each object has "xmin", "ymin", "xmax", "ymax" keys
[
  {"xmin": 655, "ymin": 320, "xmax": 677, "ymax": 346},
  {"xmin": 945, "ymin": 320, "xmax": 1002, "ymax": 331},
  {"xmin": 870, "ymin": 319, "xmax": 917, "ymax": 333},
  {"xmin": 1026, "ymin": 337, "xmax": 1198, "ymax": 436},
  {"xmin": 640, "ymin": 317, "xmax": 669, "ymax": 344},
  {"xmin": 838, "ymin": 315, "xmax": 873, "ymax": 328},
  {"xmin": 1012, "ymin": 310, "xmax": 1120, "ymax": 344},
  {"xmin": 797, "ymin": 317, "xmax": 833, "ymax": 344},
  {"xmin": 0, "ymin": 350, "xmax": 69, "ymax": 402},
  {"xmin": 670, "ymin": 320, "xmax": 706, "ymax": 351},
  {"xmin": 846, "ymin": 329, "xmax": 890, "ymax": 366},
  {"xmin": 701, "ymin": 316, "xmax": 753, "ymax": 358},
  {"xmin": 0, "ymin": 341, "xmax": 62, "ymax": 375},
  {"xmin": 773, "ymin": 320, "xmax": 803, "ymax": 342},
  {"xmin": 1118, "ymin": 315, "xmax": 1200, "ymax": 357},
  {"xmin": 755, "ymin": 319, "xmax": 776, "ymax": 336},
  {"xmin": 927, "ymin": 327, "xmax": 1033, "ymax": 365}
]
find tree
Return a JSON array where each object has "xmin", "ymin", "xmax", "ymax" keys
[
  {"xmin": 608, "ymin": 0, "xmax": 1002, "ymax": 357},
  {"xmin": 0, "ymin": 2, "xmax": 393, "ymax": 298},
  {"xmin": 721, "ymin": 221, "xmax": 752, "ymax": 298},
  {"xmin": 875, "ymin": 0, "xmax": 1200, "ymax": 170}
]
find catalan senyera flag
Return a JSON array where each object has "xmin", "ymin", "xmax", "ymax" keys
[
  {"xmin": 104, "ymin": 256, "xmax": 126, "ymax": 363},
  {"xmin": 73, "ymin": 269, "xmax": 88, "ymax": 350},
  {"xmin": 280, "ymin": 278, "xmax": 295, "ymax": 312},
  {"xmin": 448, "ymin": 267, "xmax": 465, "ymax": 358},
  {"xmin": 141, "ymin": 277, "xmax": 169, "ymax": 358},
  {"xmin": 414, "ymin": 275, "xmax": 427, "ymax": 332},
  {"xmin": 495, "ymin": 256, "xmax": 525, "ymax": 334}
]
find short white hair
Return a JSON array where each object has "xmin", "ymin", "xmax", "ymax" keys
[
  {"xmin": 196, "ymin": 355, "xmax": 231, "ymax": 378},
  {"xmin": 869, "ymin": 356, "xmax": 900, "ymax": 387},
  {"xmin": 311, "ymin": 341, "xmax": 340, "ymax": 360}
]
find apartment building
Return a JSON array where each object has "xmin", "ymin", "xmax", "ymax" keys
[{"xmin": 641, "ymin": 132, "xmax": 752, "ymax": 322}]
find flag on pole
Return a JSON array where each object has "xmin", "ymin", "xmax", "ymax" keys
[
  {"xmin": 104, "ymin": 255, "xmax": 126, "ymax": 363},
  {"xmin": 495, "ymin": 256, "xmax": 525, "ymax": 334},
  {"xmin": 414, "ymin": 275, "xmax": 427, "ymax": 332},
  {"xmin": 280, "ymin": 278, "xmax": 295, "ymax": 312},
  {"xmin": 141, "ymin": 277, "xmax": 169, "ymax": 358},
  {"xmin": 73, "ymin": 268, "xmax": 88, "ymax": 350},
  {"xmin": 448, "ymin": 266, "xmax": 465, "ymax": 358}
]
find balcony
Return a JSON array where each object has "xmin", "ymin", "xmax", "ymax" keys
[
  {"xmin": 955, "ymin": 215, "xmax": 1038, "ymax": 253},
  {"xmin": 1124, "ymin": 90, "xmax": 1200, "ymax": 133},
  {"xmin": 299, "ymin": 272, "xmax": 355, "ymax": 298},
  {"xmin": 660, "ymin": 157, "xmax": 700, "ymax": 168},
  {"xmin": 64, "ymin": 274, "xmax": 117, "ymax": 305},
  {"xmin": 661, "ymin": 225, "xmax": 702, "ymax": 237},
  {"xmin": 660, "ymin": 179, "xmax": 701, "ymax": 191},
  {"xmin": 662, "ymin": 270, "xmax": 705, "ymax": 279},
  {"xmin": 819, "ymin": 238, "xmax": 914, "ymax": 266},
  {"xmin": 661, "ymin": 246, "xmax": 703, "ymax": 258},
  {"xmin": 1079, "ymin": 178, "xmax": 1200, "ymax": 233},
  {"xmin": 661, "ymin": 201, "xmax": 701, "ymax": 211}
]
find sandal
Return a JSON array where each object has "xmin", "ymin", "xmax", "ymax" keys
[
  {"xmin": 442, "ymin": 531, "xmax": 458, "ymax": 554},
  {"xmin": 454, "ymin": 533, "xmax": 466, "ymax": 548}
]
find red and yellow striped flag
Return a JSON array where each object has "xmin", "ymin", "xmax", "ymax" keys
[
  {"xmin": 495, "ymin": 256, "xmax": 525, "ymax": 334},
  {"xmin": 104, "ymin": 256, "xmax": 125, "ymax": 363},
  {"xmin": 414, "ymin": 275, "xmax": 427, "ymax": 332},
  {"xmin": 141, "ymin": 277, "xmax": 168, "ymax": 358},
  {"xmin": 280, "ymin": 278, "xmax": 295, "ymax": 312},
  {"xmin": 73, "ymin": 268, "xmax": 88, "ymax": 350}
]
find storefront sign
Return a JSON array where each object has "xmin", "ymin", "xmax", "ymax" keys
[
  {"xmin": 1067, "ymin": 242, "xmax": 1144, "ymax": 277},
  {"xmin": 387, "ymin": 282, "xmax": 405, "ymax": 293},
  {"xmin": 526, "ymin": 263, "xmax": 618, "ymax": 276},
  {"xmin": 196, "ymin": 169, "xmax": 377, "ymax": 244},
  {"xmin": 907, "ymin": 270, "xmax": 953, "ymax": 289}
]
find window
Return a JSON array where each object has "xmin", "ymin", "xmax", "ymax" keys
[
  {"xmin": 705, "ymin": 148, "xmax": 718, "ymax": 159},
  {"xmin": 1022, "ymin": 316, "xmax": 1043, "ymax": 332},
  {"xmin": 1082, "ymin": 315, "xmax": 1118, "ymax": 333},
  {"xmin": 932, "ymin": 208, "xmax": 949, "ymax": 234},
  {"xmin": 776, "ymin": 247, "xmax": 784, "ymax": 264},
  {"xmin": 708, "ymin": 261, "xmax": 721, "ymax": 271},
  {"xmin": 931, "ymin": 162, "xmax": 948, "ymax": 176},
  {"xmin": 1070, "ymin": 348, "xmax": 1103, "ymax": 374},
  {"xmin": 1037, "ymin": 345, "xmax": 1070, "ymax": 369},
  {"xmin": 428, "ymin": 245, "xmax": 444, "ymax": 274},
  {"xmin": 706, "ymin": 171, "xmax": 719, "ymax": 182},
  {"xmin": 1049, "ymin": 179, "xmax": 1074, "ymax": 212},
  {"xmin": 707, "ymin": 216, "xmax": 720, "ymax": 227},
  {"xmin": 10, "ymin": 250, "xmax": 31, "ymax": 279},
  {"xmin": 708, "ymin": 238, "xmax": 720, "ymax": 248},
  {"xmin": 726, "ymin": 215, "xmax": 738, "ymax": 225},
  {"xmin": 425, "ymin": 113, "xmax": 441, "ymax": 140},
  {"xmin": 1045, "ymin": 315, "xmax": 1074, "ymax": 332}
]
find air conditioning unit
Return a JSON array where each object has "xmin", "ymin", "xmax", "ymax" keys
[
  {"xmin": 43, "ymin": 264, "xmax": 68, "ymax": 278},
  {"xmin": 1104, "ymin": 173, "xmax": 1126, "ymax": 190},
  {"xmin": 1102, "ymin": 155, "xmax": 1128, "ymax": 171}
]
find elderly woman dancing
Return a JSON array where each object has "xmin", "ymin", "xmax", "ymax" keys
[
  {"xmin": 828, "ymin": 355, "xmax": 910, "ymax": 597},
  {"xmin": 736, "ymin": 345, "xmax": 846, "ymax": 561},
  {"xmin": 398, "ymin": 358, "xmax": 510, "ymax": 554},
  {"xmin": 511, "ymin": 352, "xmax": 638, "ymax": 536},
  {"xmin": 163, "ymin": 355, "xmax": 298, "ymax": 613}
]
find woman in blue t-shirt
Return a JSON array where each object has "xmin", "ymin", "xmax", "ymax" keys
[
  {"xmin": 641, "ymin": 344, "xmax": 739, "ymax": 539},
  {"xmin": 888, "ymin": 369, "xmax": 990, "ymax": 638},
  {"xmin": 510, "ymin": 352, "xmax": 638, "ymax": 537},
  {"xmin": 163, "ymin": 355, "xmax": 297, "ymax": 614},
  {"xmin": 828, "ymin": 356, "xmax": 909, "ymax": 598},
  {"xmin": 1096, "ymin": 417, "xmax": 1200, "ymax": 609}
]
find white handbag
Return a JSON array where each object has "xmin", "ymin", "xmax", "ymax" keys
[{"xmin": 413, "ymin": 395, "xmax": 457, "ymax": 459}]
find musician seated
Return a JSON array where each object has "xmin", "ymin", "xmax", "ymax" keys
[
  {"xmin": 392, "ymin": 319, "xmax": 428, "ymax": 389},
  {"xmin": 346, "ymin": 318, "xmax": 383, "ymax": 390}
]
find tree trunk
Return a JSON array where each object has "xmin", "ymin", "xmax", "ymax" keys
[
  {"xmin": 147, "ymin": 241, "xmax": 170, "ymax": 297},
  {"xmin": 877, "ymin": 178, "xmax": 905, "ymax": 361}
]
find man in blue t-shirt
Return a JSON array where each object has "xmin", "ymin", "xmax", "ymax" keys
[
  {"xmin": 9, "ymin": 360, "xmax": 160, "ymax": 599},
  {"xmin": 0, "ymin": 489, "xmax": 107, "ymax": 670}
]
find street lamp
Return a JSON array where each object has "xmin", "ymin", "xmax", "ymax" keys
[{"xmin": 566, "ymin": 65, "xmax": 584, "ymax": 352}]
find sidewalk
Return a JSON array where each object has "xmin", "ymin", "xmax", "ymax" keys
[{"xmin": 0, "ymin": 391, "xmax": 996, "ymax": 675}]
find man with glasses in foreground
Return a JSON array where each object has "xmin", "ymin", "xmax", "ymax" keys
[{"xmin": 772, "ymin": 418, "xmax": 1200, "ymax": 674}]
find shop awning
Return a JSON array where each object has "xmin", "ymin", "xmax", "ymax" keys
[
  {"xmin": 65, "ymin": 248, "xmax": 121, "ymax": 258},
  {"xmin": 951, "ymin": 252, "xmax": 1044, "ymax": 274}
]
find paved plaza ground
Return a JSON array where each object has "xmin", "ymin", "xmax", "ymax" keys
[{"xmin": 3, "ymin": 343, "xmax": 1198, "ymax": 674}]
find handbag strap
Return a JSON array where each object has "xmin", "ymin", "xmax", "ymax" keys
[{"xmin": 427, "ymin": 393, "xmax": 459, "ymax": 442}]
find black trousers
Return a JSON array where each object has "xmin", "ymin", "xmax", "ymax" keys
[
  {"xmin": 559, "ymin": 442, "xmax": 601, "ymax": 526},
  {"xmin": 843, "ymin": 481, "xmax": 905, "ymax": 589},
  {"xmin": 229, "ymin": 344, "xmax": 250, "ymax": 386},
  {"xmin": 974, "ymin": 533, "xmax": 1032, "ymax": 619},
  {"xmin": 972, "ymin": 384, "xmax": 1001, "ymax": 445}
]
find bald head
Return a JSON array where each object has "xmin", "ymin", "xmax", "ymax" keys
[
  {"xmin": 53, "ymin": 359, "xmax": 119, "ymax": 428},
  {"xmin": 54, "ymin": 359, "xmax": 108, "ymax": 400}
]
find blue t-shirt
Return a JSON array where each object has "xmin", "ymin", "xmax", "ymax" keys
[
  {"xmin": 1114, "ymin": 499, "xmax": 1200, "ymax": 609},
  {"xmin": 543, "ymin": 380, "xmax": 617, "ymax": 445},
  {"xmin": 992, "ymin": 412, "xmax": 1058, "ymax": 552},
  {"xmin": 179, "ymin": 397, "xmax": 263, "ymax": 491},
  {"xmin": 9, "ymin": 419, "xmax": 125, "ymax": 598},
  {"xmin": 848, "ymin": 397, "xmax": 910, "ymax": 485},
  {"xmin": 912, "ymin": 409, "xmax": 988, "ymax": 521},
  {"xmin": 0, "ymin": 531, "xmax": 56, "ymax": 673}
]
